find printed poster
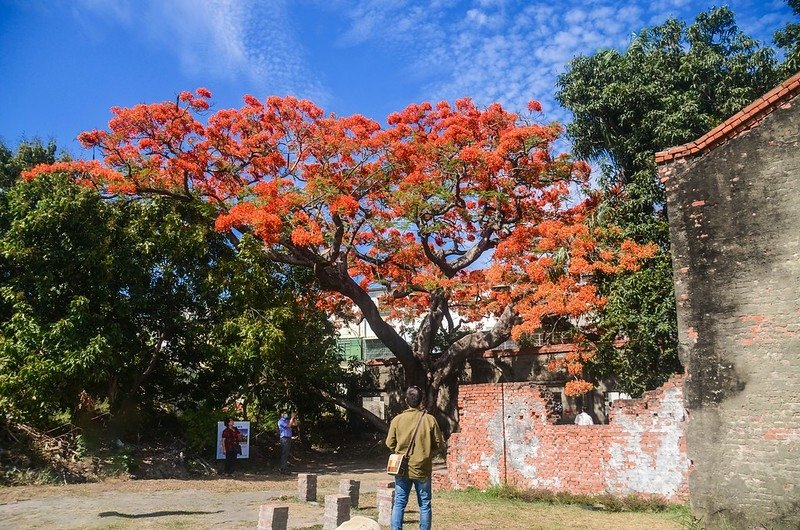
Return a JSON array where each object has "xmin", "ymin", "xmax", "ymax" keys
[{"xmin": 215, "ymin": 420, "xmax": 250, "ymax": 459}]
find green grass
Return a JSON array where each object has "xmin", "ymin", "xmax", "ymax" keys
[{"xmin": 440, "ymin": 485, "xmax": 696, "ymax": 523}]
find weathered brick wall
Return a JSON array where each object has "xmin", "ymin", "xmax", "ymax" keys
[
  {"xmin": 438, "ymin": 375, "xmax": 689, "ymax": 501},
  {"xmin": 366, "ymin": 344, "xmax": 616, "ymax": 426},
  {"xmin": 659, "ymin": 94, "xmax": 800, "ymax": 528}
]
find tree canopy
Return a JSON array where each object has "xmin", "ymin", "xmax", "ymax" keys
[
  {"xmin": 556, "ymin": 6, "xmax": 782, "ymax": 395},
  {"xmin": 25, "ymin": 94, "xmax": 655, "ymax": 412},
  {"xmin": 0, "ymin": 141, "xmax": 346, "ymax": 426}
]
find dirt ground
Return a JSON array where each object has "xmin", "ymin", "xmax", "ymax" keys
[
  {"xmin": 0, "ymin": 453, "xmax": 395, "ymax": 529},
  {"xmin": 0, "ymin": 454, "xmax": 687, "ymax": 529}
]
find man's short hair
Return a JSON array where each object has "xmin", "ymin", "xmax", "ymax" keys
[{"xmin": 406, "ymin": 386, "xmax": 423, "ymax": 408}]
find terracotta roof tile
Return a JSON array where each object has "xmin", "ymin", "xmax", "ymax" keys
[{"xmin": 656, "ymin": 70, "xmax": 800, "ymax": 164}]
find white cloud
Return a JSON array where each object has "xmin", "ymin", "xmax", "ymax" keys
[
  {"xmin": 76, "ymin": 0, "xmax": 329, "ymax": 102},
  {"xmin": 331, "ymin": 0, "xmax": 788, "ymax": 129},
  {"xmin": 467, "ymin": 8, "xmax": 490, "ymax": 26},
  {"xmin": 72, "ymin": 0, "xmax": 795, "ymax": 125}
]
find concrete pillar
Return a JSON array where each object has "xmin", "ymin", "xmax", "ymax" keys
[
  {"xmin": 338, "ymin": 478, "xmax": 361, "ymax": 509},
  {"xmin": 297, "ymin": 473, "xmax": 317, "ymax": 502},
  {"xmin": 376, "ymin": 487, "xmax": 395, "ymax": 526},
  {"xmin": 323, "ymin": 494, "xmax": 351, "ymax": 530},
  {"xmin": 257, "ymin": 504, "xmax": 289, "ymax": 530}
]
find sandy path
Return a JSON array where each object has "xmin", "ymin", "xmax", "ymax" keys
[{"xmin": 0, "ymin": 456, "xmax": 393, "ymax": 529}]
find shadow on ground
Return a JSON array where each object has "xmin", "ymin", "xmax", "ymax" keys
[{"xmin": 99, "ymin": 509, "xmax": 223, "ymax": 519}]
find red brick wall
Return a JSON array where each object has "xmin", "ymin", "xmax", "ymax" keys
[{"xmin": 437, "ymin": 375, "xmax": 688, "ymax": 501}]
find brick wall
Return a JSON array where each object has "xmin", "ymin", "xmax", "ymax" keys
[
  {"xmin": 659, "ymin": 91, "xmax": 800, "ymax": 528},
  {"xmin": 438, "ymin": 375, "xmax": 689, "ymax": 501},
  {"xmin": 366, "ymin": 343, "xmax": 617, "ymax": 426}
]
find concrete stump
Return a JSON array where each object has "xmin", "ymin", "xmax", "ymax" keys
[
  {"xmin": 323, "ymin": 494, "xmax": 351, "ymax": 530},
  {"xmin": 376, "ymin": 487, "xmax": 395, "ymax": 526},
  {"xmin": 258, "ymin": 504, "xmax": 289, "ymax": 530},
  {"xmin": 338, "ymin": 478, "xmax": 361, "ymax": 509},
  {"xmin": 297, "ymin": 473, "xmax": 317, "ymax": 502}
]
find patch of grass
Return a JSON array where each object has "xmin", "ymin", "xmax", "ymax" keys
[
  {"xmin": 435, "ymin": 489, "xmax": 689, "ymax": 530},
  {"xmin": 444, "ymin": 484, "xmax": 691, "ymax": 514}
]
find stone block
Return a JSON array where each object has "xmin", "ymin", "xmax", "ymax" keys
[
  {"xmin": 323, "ymin": 494, "xmax": 350, "ymax": 530},
  {"xmin": 257, "ymin": 504, "xmax": 289, "ymax": 530},
  {"xmin": 376, "ymin": 487, "xmax": 394, "ymax": 526},
  {"xmin": 297, "ymin": 473, "xmax": 317, "ymax": 502},
  {"xmin": 338, "ymin": 478, "xmax": 360, "ymax": 509}
]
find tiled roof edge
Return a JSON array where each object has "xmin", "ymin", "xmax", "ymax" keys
[{"xmin": 655, "ymin": 71, "xmax": 800, "ymax": 164}]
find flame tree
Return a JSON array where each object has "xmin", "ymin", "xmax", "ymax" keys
[{"xmin": 26, "ymin": 90, "xmax": 655, "ymax": 416}]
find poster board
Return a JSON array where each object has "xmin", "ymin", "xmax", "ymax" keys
[{"xmin": 215, "ymin": 421, "xmax": 250, "ymax": 459}]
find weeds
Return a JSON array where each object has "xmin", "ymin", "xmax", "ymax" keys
[{"xmin": 0, "ymin": 467, "xmax": 61, "ymax": 486}]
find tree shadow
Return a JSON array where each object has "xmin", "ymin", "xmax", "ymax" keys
[{"xmin": 98, "ymin": 510, "xmax": 223, "ymax": 519}]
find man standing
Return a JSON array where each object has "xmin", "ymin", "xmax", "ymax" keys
[
  {"xmin": 385, "ymin": 386, "xmax": 444, "ymax": 530},
  {"xmin": 277, "ymin": 410, "xmax": 298, "ymax": 475},
  {"xmin": 574, "ymin": 407, "xmax": 595, "ymax": 425}
]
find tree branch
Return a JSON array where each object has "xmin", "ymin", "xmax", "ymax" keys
[
  {"xmin": 432, "ymin": 303, "xmax": 518, "ymax": 383},
  {"xmin": 312, "ymin": 388, "xmax": 388, "ymax": 434},
  {"xmin": 314, "ymin": 260, "xmax": 417, "ymax": 372}
]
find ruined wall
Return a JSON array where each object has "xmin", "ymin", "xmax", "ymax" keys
[
  {"xmin": 364, "ymin": 344, "xmax": 614, "ymax": 425},
  {"xmin": 438, "ymin": 376, "xmax": 689, "ymax": 501},
  {"xmin": 659, "ymin": 94, "xmax": 800, "ymax": 527}
]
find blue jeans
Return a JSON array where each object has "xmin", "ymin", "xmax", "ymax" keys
[{"xmin": 392, "ymin": 475, "xmax": 432, "ymax": 530}]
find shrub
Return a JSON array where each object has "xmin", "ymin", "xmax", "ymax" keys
[{"xmin": 178, "ymin": 407, "xmax": 226, "ymax": 454}]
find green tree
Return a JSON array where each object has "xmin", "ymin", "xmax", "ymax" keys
[
  {"xmin": 0, "ymin": 142, "xmax": 348, "ymax": 428},
  {"xmin": 556, "ymin": 7, "xmax": 779, "ymax": 395},
  {"xmin": 0, "ymin": 140, "xmax": 57, "ymax": 192},
  {"xmin": 775, "ymin": 0, "xmax": 800, "ymax": 75}
]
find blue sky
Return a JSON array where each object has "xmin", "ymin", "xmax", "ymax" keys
[{"xmin": 0, "ymin": 0, "xmax": 793, "ymax": 156}]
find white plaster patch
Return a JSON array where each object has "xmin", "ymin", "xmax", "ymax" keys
[{"xmin": 606, "ymin": 386, "xmax": 689, "ymax": 497}]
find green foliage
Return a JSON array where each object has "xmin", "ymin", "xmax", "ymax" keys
[
  {"xmin": 0, "ymin": 140, "xmax": 348, "ymax": 434},
  {"xmin": 178, "ymin": 406, "xmax": 226, "ymax": 454},
  {"xmin": 108, "ymin": 447, "xmax": 139, "ymax": 474},
  {"xmin": 74, "ymin": 433, "xmax": 88, "ymax": 457},
  {"xmin": 0, "ymin": 140, "xmax": 57, "ymax": 192},
  {"xmin": 558, "ymin": 8, "xmax": 778, "ymax": 176},
  {"xmin": 0, "ymin": 172, "xmax": 119, "ymax": 419},
  {"xmin": 0, "ymin": 467, "xmax": 61, "ymax": 486},
  {"xmin": 775, "ymin": 0, "xmax": 800, "ymax": 76},
  {"xmin": 556, "ymin": 7, "xmax": 781, "ymax": 395},
  {"xmin": 592, "ymin": 254, "xmax": 681, "ymax": 396}
]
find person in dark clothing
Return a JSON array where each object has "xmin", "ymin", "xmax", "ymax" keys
[{"xmin": 221, "ymin": 418, "xmax": 241, "ymax": 476}]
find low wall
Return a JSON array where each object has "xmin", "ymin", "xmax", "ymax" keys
[{"xmin": 438, "ymin": 375, "xmax": 689, "ymax": 501}]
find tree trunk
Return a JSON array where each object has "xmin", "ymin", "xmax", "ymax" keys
[{"xmin": 314, "ymin": 388, "xmax": 389, "ymax": 434}]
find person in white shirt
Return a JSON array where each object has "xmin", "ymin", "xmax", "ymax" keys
[{"xmin": 574, "ymin": 407, "xmax": 594, "ymax": 425}]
